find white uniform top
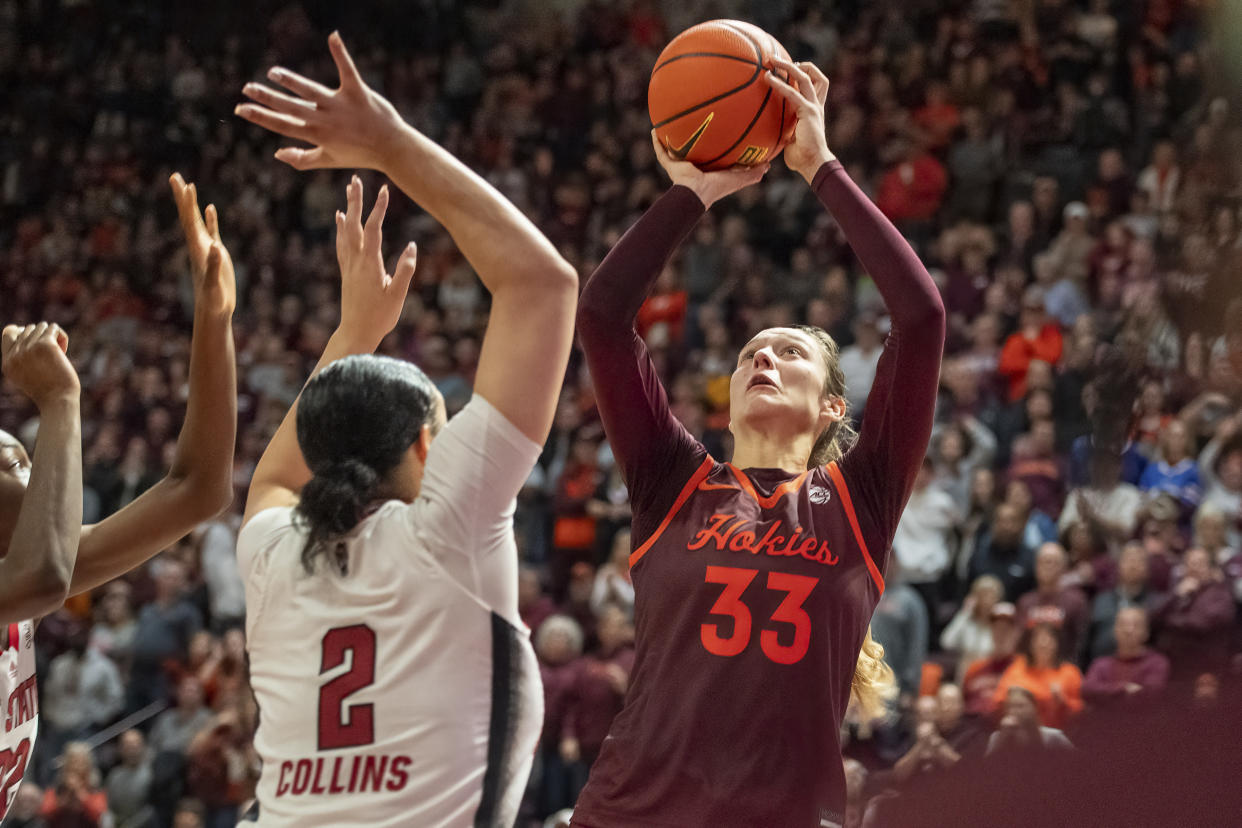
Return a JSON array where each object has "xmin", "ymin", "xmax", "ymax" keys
[
  {"xmin": 238, "ymin": 396, "xmax": 544, "ymax": 828},
  {"xmin": 1, "ymin": 619, "xmax": 39, "ymax": 820}
]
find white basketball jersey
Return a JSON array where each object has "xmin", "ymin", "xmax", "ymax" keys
[
  {"xmin": 0, "ymin": 620, "xmax": 38, "ymax": 820},
  {"xmin": 237, "ymin": 396, "xmax": 543, "ymax": 828}
]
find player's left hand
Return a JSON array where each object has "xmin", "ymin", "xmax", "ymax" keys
[
  {"xmin": 335, "ymin": 176, "xmax": 418, "ymax": 347},
  {"xmin": 764, "ymin": 58, "xmax": 834, "ymax": 183},
  {"xmin": 170, "ymin": 173, "xmax": 236, "ymax": 317}
]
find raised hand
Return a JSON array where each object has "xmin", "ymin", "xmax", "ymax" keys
[
  {"xmin": 650, "ymin": 130, "xmax": 769, "ymax": 209},
  {"xmin": 170, "ymin": 174, "xmax": 236, "ymax": 317},
  {"xmin": 336, "ymin": 176, "xmax": 418, "ymax": 346},
  {"xmin": 1, "ymin": 323, "xmax": 80, "ymax": 408},
  {"xmin": 764, "ymin": 58, "xmax": 834, "ymax": 183},
  {"xmin": 237, "ymin": 32, "xmax": 406, "ymax": 173}
]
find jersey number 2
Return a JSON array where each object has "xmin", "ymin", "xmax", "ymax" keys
[
  {"xmin": 701, "ymin": 565, "xmax": 818, "ymax": 665},
  {"xmin": 0, "ymin": 737, "xmax": 31, "ymax": 816},
  {"xmin": 318, "ymin": 624, "xmax": 377, "ymax": 750}
]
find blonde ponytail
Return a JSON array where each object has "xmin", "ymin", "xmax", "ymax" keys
[{"xmin": 850, "ymin": 626, "xmax": 897, "ymax": 721}]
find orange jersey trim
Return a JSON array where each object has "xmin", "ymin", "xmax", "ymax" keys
[
  {"xmin": 725, "ymin": 464, "xmax": 811, "ymax": 509},
  {"xmin": 630, "ymin": 456, "xmax": 715, "ymax": 569},
  {"xmin": 825, "ymin": 462, "xmax": 885, "ymax": 595}
]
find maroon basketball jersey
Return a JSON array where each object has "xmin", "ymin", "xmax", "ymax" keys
[
  {"xmin": 572, "ymin": 454, "xmax": 885, "ymax": 828},
  {"xmin": 572, "ymin": 161, "xmax": 945, "ymax": 827}
]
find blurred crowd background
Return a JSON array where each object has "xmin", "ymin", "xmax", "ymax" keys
[{"xmin": 1, "ymin": 0, "xmax": 1240, "ymax": 826}]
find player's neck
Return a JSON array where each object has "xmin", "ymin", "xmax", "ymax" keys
[{"xmin": 730, "ymin": 430, "xmax": 813, "ymax": 476}]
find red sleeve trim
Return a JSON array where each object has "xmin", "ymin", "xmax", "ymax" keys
[
  {"xmin": 629, "ymin": 456, "xmax": 715, "ymax": 569},
  {"xmin": 825, "ymin": 462, "xmax": 885, "ymax": 595}
]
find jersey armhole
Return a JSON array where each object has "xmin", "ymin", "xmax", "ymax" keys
[{"xmin": 629, "ymin": 455, "xmax": 714, "ymax": 570}]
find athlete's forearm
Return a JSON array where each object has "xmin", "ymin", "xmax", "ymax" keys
[
  {"xmin": 167, "ymin": 306, "xmax": 237, "ymax": 511},
  {"xmin": 576, "ymin": 186, "xmax": 704, "ymax": 489},
  {"xmin": 811, "ymin": 161, "xmax": 945, "ymax": 334},
  {"xmin": 71, "ymin": 307, "xmax": 236, "ymax": 596},
  {"xmin": 0, "ymin": 399, "xmax": 80, "ymax": 622},
  {"xmin": 578, "ymin": 185, "xmax": 704, "ymax": 331},
  {"xmin": 379, "ymin": 123, "xmax": 575, "ymax": 299}
]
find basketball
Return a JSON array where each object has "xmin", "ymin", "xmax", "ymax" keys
[{"xmin": 648, "ymin": 20, "xmax": 798, "ymax": 171}]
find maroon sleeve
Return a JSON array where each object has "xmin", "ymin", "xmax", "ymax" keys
[
  {"xmin": 576, "ymin": 187, "xmax": 709, "ymax": 544},
  {"xmin": 817, "ymin": 161, "xmax": 947, "ymax": 557}
]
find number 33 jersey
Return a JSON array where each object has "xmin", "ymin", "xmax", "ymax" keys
[
  {"xmin": 237, "ymin": 396, "xmax": 543, "ymax": 828},
  {"xmin": 1, "ymin": 620, "xmax": 38, "ymax": 820},
  {"xmin": 572, "ymin": 457, "xmax": 889, "ymax": 828}
]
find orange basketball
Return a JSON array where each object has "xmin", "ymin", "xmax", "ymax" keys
[{"xmin": 648, "ymin": 20, "xmax": 797, "ymax": 171}]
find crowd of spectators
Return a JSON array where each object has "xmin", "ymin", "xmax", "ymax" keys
[{"xmin": 1, "ymin": 0, "xmax": 1240, "ymax": 825}]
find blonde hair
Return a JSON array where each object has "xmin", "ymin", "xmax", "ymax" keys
[
  {"xmin": 850, "ymin": 627, "xmax": 897, "ymax": 721},
  {"xmin": 795, "ymin": 325, "xmax": 860, "ymax": 467}
]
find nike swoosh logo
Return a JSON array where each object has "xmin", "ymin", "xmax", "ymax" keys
[
  {"xmin": 698, "ymin": 479, "xmax": 738, "ymax": 492},
  {"xmin": 666, "ymin": 112, "xmax": 714, "ymax": 160}
]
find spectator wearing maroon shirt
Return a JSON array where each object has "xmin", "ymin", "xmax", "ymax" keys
[
  {"xmin": 1083, "ymin": 607, "xmax": 1170, "ymax": 706},
  {"xmin": 962, "ymin": 602, "xmax": 1021, "ymax": 716},
  {"xmin": 998, "ymin": 286, "xmax": 1064, "ymax": 403},
  {"xmin": 560, "ymin": 606, "xmax": 636, "ymax": 795},
  {"xmin": 519, "ymin": 566, "xmax": 557, "ymax": 635},
  {"xmin": 1156, "ymin": 547, "xmax": 1236, "ymax": 678},
  {"xmin": 1017, "ymin": 543, "xmax": 1089, "ymax": 662},
  {"xmin": 536, "ymin": 615, "xmax": 586, "ymax": 816}
]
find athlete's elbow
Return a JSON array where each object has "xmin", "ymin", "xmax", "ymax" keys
[
  {"xmin": 21, "ymin": 559, "xmax": 73, "ymax": 618},
  {"xmin": 168, "ymin": 474, "xmax": 235, "ymax": 523}
]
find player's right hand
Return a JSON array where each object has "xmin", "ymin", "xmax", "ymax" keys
[
  {"xmin": 237, "ymin": 32, "xmax": 406, "ymax": 173},
  {"xmin": 1, "ymin": 322, "xmax": 80, "ymax": 407},
  {"xmin": 335, "ymin": 176, "xmax": 418, "ymax": 347},
  {"xmin": 651, "ymin": 130, "xmax": 769, "ymax": 209}
]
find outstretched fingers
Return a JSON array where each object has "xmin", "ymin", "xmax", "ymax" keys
[
  {"xmin": 327, "ymin": 32, "xmax": 364, "ymax": 90},
  {"xmin": 344, "ymin": 176, "xmax": 364, "ymax": 249},
  {"xmin": 266, "ymin": 66, "xmax": 333, "ymax": 104},
  {"xmin": 273, "ymin": 146, "xmax": 327, "ymax": 170},
  {"xmin": 242, "ymin": 82, "xmax": 318, "ymax": 116},
  {"xmin": 363, "ymin": 184, "xmax": 390, "ymax": 254},
  {"xmin": 390, "ymin": 242, "xmax": 418, "ymax": 296},
  {"xmin": 234, "ymin": 102, "xmax": 312, "ymax": 143}
]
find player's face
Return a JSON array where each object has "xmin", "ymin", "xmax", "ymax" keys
[
  {"xmin": 0, "ymin": 430, "xmax": 32, "ymax": 558},
  {"xmin": 729, "ymin": 328, "xmax": 837, "ymax": 439}
]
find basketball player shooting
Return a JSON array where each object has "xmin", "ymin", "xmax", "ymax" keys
[
  {"xmin": 0, "ymin": 174, "xmax": 237, "ymax": 819},
  {"xmin": 569, "ymin": 59, "xmax": 945, "ymax": 828},
  {"xmin": 234, "ymin": 32, "xmax": 577, "ymax": 828}
]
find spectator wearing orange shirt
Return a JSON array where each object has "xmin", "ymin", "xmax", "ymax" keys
[
  {"xmin": 992, "ymin": 621, "xmax": 1084, "ymax": 729},
  {"xmin": 998, "ymin": 286, "xmax": 1063, "ymax": 402}
]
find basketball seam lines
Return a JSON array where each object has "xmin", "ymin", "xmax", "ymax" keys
[
  {"xmin": 651, "ymin": 51, "xmax": 760, "ymax": 74},
  {"xmin": 700, "ymin": 82, "xmax": 775, "ymax": 167},
  {"xmin": 651, "ymin": 21, "xmax": 766, "ymax": 131}
]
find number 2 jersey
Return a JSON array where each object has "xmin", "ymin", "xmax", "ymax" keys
[
  {"xmin": 571, "ymin": 163, "xmax": 945, "ymax": 827},
  {"xmin": 1, "ymin": 620, "xmax": 37, "ymax": 820},
  {"xmin": 236, "ymin": 395, "xmax": 544, "ymax": 828}
]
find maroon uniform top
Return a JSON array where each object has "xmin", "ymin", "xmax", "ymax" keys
[{"xmin": 571, "ymin": 161, "xmax": 944, "ymax": 828}]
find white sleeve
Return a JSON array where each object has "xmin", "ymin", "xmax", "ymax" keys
[
  {"xmin": 409, "ymin": 395, "xmax": 542, "ymax": 605},
  {"xmin": 235, "ymin": 507, "xmax": 297, "ymax": 627}
]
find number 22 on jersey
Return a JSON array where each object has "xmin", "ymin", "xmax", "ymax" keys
[{"xmin": 700, "ymin": 565, "xmax": 817, "ymax": 665}]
